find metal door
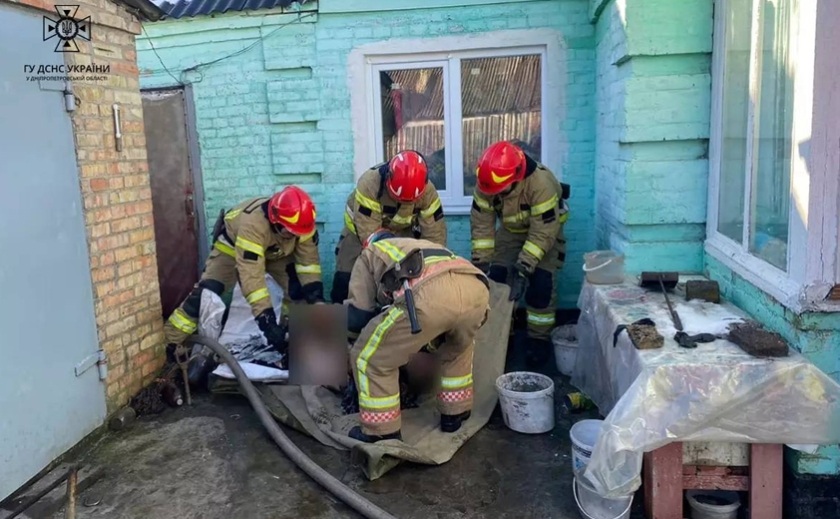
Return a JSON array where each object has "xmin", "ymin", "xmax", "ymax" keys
[
  {"xmin": 141, "ymin": 89, "xmax": 205, "ymax": 318},
  {"xmin": 0, "ymin": 4, "xmax": 106, "ymax": 500}
]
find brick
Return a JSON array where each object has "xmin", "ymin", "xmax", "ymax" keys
[{"xmin": 90, "ymin": 178, "xmax": 109, "ymax": 191}]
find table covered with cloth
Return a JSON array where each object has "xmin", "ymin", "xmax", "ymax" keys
[{"xmin": 571, "ymin": 276, "xmax": 840, "ymax": 498}]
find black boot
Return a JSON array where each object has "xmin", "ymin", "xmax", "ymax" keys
[
  {"xmin": 526, "ymin": 338, "xmax": 556, "ymax": 375},
  {"xmin": 505, "ymin": 330, "xmax": 529, "ymax": 373},
  {"xmin": 165, "ymin": 343, "xmax": 179, "ymax": 364},
  {"xmin": 187, "ymin": 353, "xmax": 218, "ymax": 389},
  {"xmin": 348, "ymin": 426, "xmax": 402, "ymax": 443},
  {"xmin": 440, "ymin": 410, "xmax": 472, "ymax": 433}
]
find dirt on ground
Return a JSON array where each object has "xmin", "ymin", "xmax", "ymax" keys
[{"xmin": 3, "ymin": 353, "xmax": 646, "ymax": 519}]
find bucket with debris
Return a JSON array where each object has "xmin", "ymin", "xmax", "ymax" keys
[
  {"xmin": 551, "ymin": 324, "xmax": 578, "ymax": 376},
  {"xmin": 686, "ymin": 490, "xmax": 740, "ymax": 519},
  {"xmin": 495, "ymin": 372, "xmax": 555, "ymax": 434}
]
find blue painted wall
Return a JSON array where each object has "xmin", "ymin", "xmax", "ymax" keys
[
  {"xmin": 137, "ymin": 0, "xmax": 596, "ymax": 307},
  {"xmin": 593, "ymin": 0, "xmax": 712, "ymax": 274}
]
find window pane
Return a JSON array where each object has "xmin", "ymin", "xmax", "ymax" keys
[
  {"xmin": 716, "ymin": 0, "xmax": 752, "ymax": 242},
  {"xmin": 749, "ymin": 0, "xmax": 795, "ymax": 271},
  {"xmin": 461, "ymin": 55, "xmax": 542, "ymax": 196},
  {"xmin": 380, "ymin": 67, "xmax": 446, "ymax": 190}
]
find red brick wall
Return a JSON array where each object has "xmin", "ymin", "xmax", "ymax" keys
[{"xmin": 9, "ymin": 0, "xmax": 166, "ymax": 412}]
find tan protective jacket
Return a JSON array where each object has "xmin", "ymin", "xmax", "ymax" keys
[
  {"xmin": 217, "ymin": 197, "xmax": 322, "ymax": 316},
  {"xmin": 346, "ymin": 238, "xmax": 487, "ymax": 341},
  {"xmin": 470, "ymin": 162, "xmax": 569, "ymax": 274},
  {"xmin": 344, "ymin": 167, "xmax": 447, "ymax": 246}
]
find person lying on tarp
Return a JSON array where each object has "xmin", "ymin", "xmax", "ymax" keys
[{"xmin": 341, "ymin": 229, "xmax": 490, "ymax": 443}]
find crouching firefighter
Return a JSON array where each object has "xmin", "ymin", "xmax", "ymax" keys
[
  {"xmin": 345, "ymin": 230, "xmax": 490, "ymax": 443},
  {"xmin": 470, "ymin": 141, "xmax": 570, "ymax": 371},
  {"xmin": 331, "ymin": 150, "xmax": 447, "ymax": 304},
  {"xmin": 163, "ymin": 186, "xmax": 325, "ymax": 379}
]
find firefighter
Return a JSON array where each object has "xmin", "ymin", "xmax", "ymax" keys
[
  {"xmin": 469, "ymin": 141, "xmax": 570, "ymax": 371},
  {"xmin": 345, "ymin": 230, "xmax": 490, "ymax": 443},
  {"xmin": 330, "ymin": 150, "xmax": 447, "ymax": 304},
  {"xmin": 163, "ymin": 186, "xmax": 324, "ymax": 373}
]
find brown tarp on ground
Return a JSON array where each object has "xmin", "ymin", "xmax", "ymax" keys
[{"xmin": 211, "ymin": 281, "xmax": 513, "ymax": 480}]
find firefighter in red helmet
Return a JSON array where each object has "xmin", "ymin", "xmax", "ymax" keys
[
  {"xmin": 331, "ymin": 150, "xmax": 447, "ymax": 304},
  {"xmin": 470, "ymin": 141, "xmax": 570, "ymax": 372},
  {"xmin": 163, "ymin": 186, "xmax": 324, "ymax": 380}
]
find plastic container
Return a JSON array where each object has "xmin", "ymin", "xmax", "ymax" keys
[
  {"xmin": 551, "ymin": 324, "xmax": 578, "ymax": 376},
  {"xmin": 582, "ymin": 251, "xmax": 625, "ymax": 284},
  {"xmin": 686, "ymin": 490, "xmax": 740, "ymax": 519},
  {"xmin": 495, "ymin": 372, "xmax": 555, "ymax": 434},
  {"xmin": 570, "ymin": 419, "xmax": 603, "ymax": 475},
  {"xmin": 573, "ymin": 476, "xmax": 633, "ymax": 519}
]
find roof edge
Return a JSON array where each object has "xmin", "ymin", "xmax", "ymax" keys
[{"xmin": 113, "ymin": 0, "xmax": 167, "ymax": 21}]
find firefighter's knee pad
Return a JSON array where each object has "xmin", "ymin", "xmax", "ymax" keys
[
  {"xmin": 183, "ymin": 279, "xmax": 224, "ymax": 317},
  {"xmin": 525, "ymin": 268, "xmax": 553, "ymax": 309},
  {"xmin": 331, "ymin": 271, "xmax": 352, "ymax": 303}
]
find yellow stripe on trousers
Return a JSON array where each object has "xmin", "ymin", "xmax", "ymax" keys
[{"xmin": 356, "ymin": 307, "xmax": 404, "ymax": 396}]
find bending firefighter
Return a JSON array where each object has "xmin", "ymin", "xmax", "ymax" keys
[
  {"xmin": 331, "ymin": 150, "xmax": 447, "ymax": 304},
  {"xmin": 345, "ymin": 230, "xmax": 490, "ymax": 443},
  {"xmin": 164, "ymin": 186, "xmax": 325, "ymax": 375},
  {"xmin": 470, "ymin": 141, "xmax": 570, "ymax": 371}
]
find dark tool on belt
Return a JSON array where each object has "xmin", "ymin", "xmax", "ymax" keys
[
  {"xmin": 674, "ymin": 331, "xmax": 717, "ymax": 349},
  {"xmin": 382, "ymin": 249, "xmax": 425, "ymax": 335},
  {"xmin": 211, "ymin": 208, "xmax": 226, "ymax": 242},
  {"xmin": 640, "ymin": 272, "xmax": 683, "ymax": 331}
]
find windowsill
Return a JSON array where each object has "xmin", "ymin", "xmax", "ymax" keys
[
  {"xmin": 705, "ymin": 234, "xmax": 840, "ymax": 314},
  {"xmin": 441, "ymin": 200, "xmax": 472, "ymax": 216}
]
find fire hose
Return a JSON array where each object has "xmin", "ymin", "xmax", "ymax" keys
[{"xmin": 185, "ymin": 335, "xmax": 397, "ymax": 519}]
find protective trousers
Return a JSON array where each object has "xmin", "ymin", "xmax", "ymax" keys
[
  {"xmin": 350, "ymin": 272, "xmax": 490, "ymax": 436},
  {"xmin": 331, "ymin": 227, "xmax": 415, "ymax": 304},
  {"xmin": 163, "ymin": 245, "xmax": 298, "ymax": 346},
  {"xmin": 492, "ymin": 228, "xmax": 565, "ymax": 340}
]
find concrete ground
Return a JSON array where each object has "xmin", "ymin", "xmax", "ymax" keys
[{"xmin": 12, "ymin": 370, "xmax": 645, "ymax": 519}]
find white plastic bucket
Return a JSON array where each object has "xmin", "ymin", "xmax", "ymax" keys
[
  {"xmin": 686, "ymin": 490, "xmax": 740, "ymax": 519},
  {"xmin": 573, "ymin": 476, "xmax": 633, "ymax": 519},
  {"xmin": 582, "ymin": 251, "xmax": 624, "ymax": 284},
  {"xmin": 495, "ymin": 372, "xmax": 555, "ymax": 434},
  {"xmin": 551, "ymin": 325, "xmax": 578, "ymax": 376},
  {"xmin": 570, "ymin": 419, "xmax": 603, "ymax": 475}
]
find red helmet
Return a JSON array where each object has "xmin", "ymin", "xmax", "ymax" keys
[
  {"xmin": 362, "ymin": 228, "xmax": 396, "ymax": 249},
  {"xmin": 476, "ymin": 141, "xmax": 527, "ymax": 196},
  {"xmin": 267, "ymin": 186, "xmax": 316, "ymax": 236},
  {"xmin": 387, "ymin": 150, "xmax": 428, "ymax": 203}
]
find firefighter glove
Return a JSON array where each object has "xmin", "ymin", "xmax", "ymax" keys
[
  {"xmin": 509, "ymin": 263, "xmax": 529, "ymax": 301},
  {"xmin": 256, "ymin": 308, "xmax": 288, "ymax": 355}
]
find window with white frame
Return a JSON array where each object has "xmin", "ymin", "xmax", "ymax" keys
[
  {"xmin": 708, "ymin": 0, "xmax": 840, "ymax": 310},
  {"xmin": 365, "ymin": 46, "xmax": 547, "ymax": 213}
]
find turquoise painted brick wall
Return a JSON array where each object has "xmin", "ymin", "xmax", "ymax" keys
[
  {"xmin": 593, "ymin": 0, "xmax": 712, "ymax": 274},
  {"xmin": 137, "ymin": 0, "xmax": 596, "ymax": 307},
  {"xmin": 706, "ymin": 255, "xmax": 840, "ymax": 476}
]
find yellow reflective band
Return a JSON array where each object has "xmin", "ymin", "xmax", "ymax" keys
[
  {"xmin": 235, "ymin": 236, "xmax": 264, "ymax": 257},
  {"xmin": 357, "ymin": 307, "xmax": 404, "ymax": 395},
  {"xmin": 441, "ymin": 374, "xmax": 473, "ymax": 390},
  {"xmin": 472, "ymin": 239, "xmax": 495, "ymax": 250},
  {"xmin": 344, "ymin": 211, "xmax": 357, "ymax": 233},
  {"xmin": 503, "ymin": 211, "xmax": 529, "ymax": 224},
  {"xmin": 523, "ymin": 240, "xmax": 545, "ymax": 261},
  {"xmin": 246, "ymin": 288, "xmax": 270, "ymax": 304},
  {"xmin": 300, "ymin": 230, "xmax": 316, "ymax": 242},
  {"xmin": 424, "ymin": 255, "xmax": 453, "ymax": 266},
  {"xmin": 391, "ymin": 213, "xmax": 413, "ymax": 225},
  {"xmin": 530, "ymin": 195, "xmax": 559, "ymax": 216},
  {"xmin": 168, "ymin": 308, "xmax": 197, "ymax": 334},
  {"xmin": 527, "ymin": 311, "xmax": 556, "ymax": 326},
  {"xmin": 359, "ymin": 393, "xmax": 401, "ymax": 409},
  {"xmin": 355, "ymin": 190, "xmax": 382, "ymax": 213},
  {"xmin": 373, "ymin": 240, "xmax": 406, "ymax": 262},
  {"xmin": 559, "ymin": 210, "xmax": 570, "ymax": 224},
  {"xmin": 295, "ymin": 264, "xmax": 322, "ymax": 275},
  {"xmin": 420, "ymin": 197, "xmax": 442, "ymax": 218},
  {"xmin": 472, "ymin": 195, "xmax": 492, "ymax": 211},
  {"xmin": 214, "ymin": 240, "xmax": 235, "ymax": 258},
  {"xmin": 224, "ymin": 208, "xmax": 242, "ymax": 222}
]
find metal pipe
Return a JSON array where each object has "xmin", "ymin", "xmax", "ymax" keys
[
  {"xmin": 64, "ymin": 468, "xmax": 77, "ymax": 519},
  {"xmin": 185, "ymin": 336, "xmax": 397, "ymax": 519}
]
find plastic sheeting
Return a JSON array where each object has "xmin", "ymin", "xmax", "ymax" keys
[{"xmin": 572, "ymin": 277, "xmax": 840, "ymax": 498}]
